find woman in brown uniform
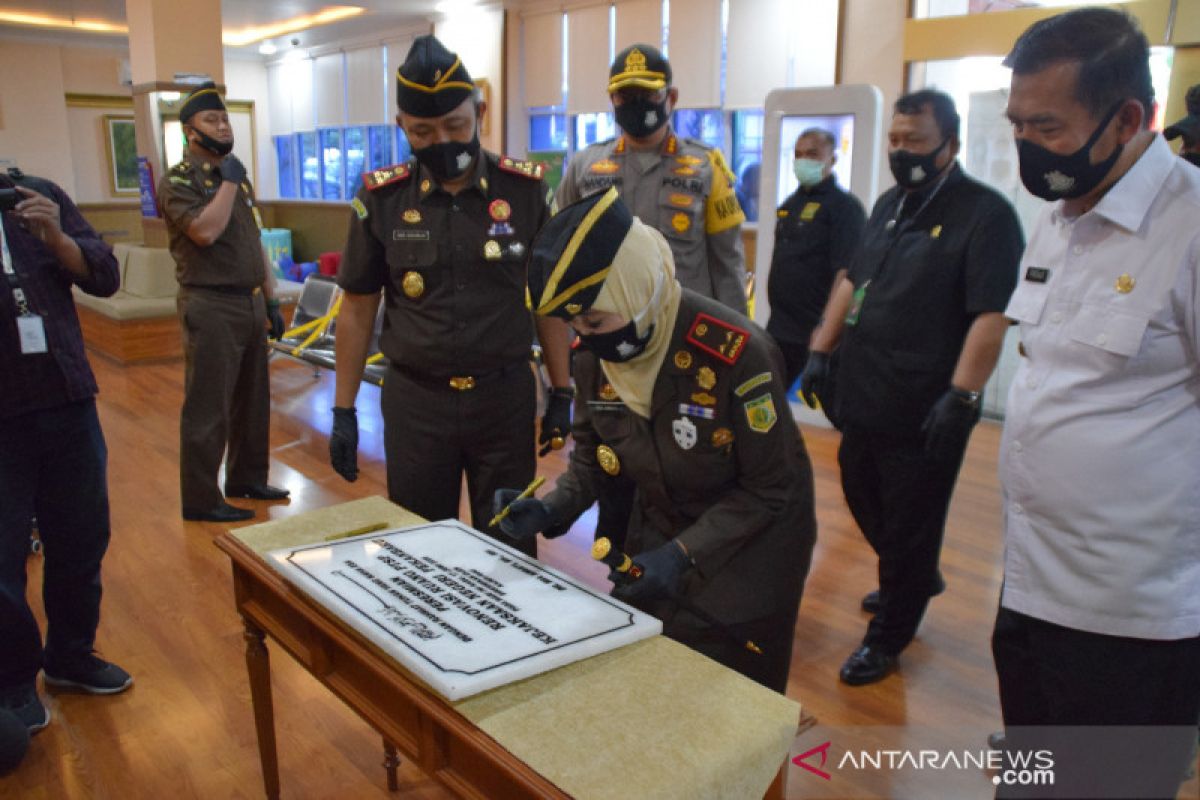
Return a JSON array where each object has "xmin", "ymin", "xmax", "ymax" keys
[{"xmin": 495, "ymin": 188, "xmax": 816, "ymax": 692}]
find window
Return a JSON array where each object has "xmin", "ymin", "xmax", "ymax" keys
[
  {"xmin": 530, "ymin": 109, "xmax": 568, "ymax": 151},
  {"xmin": 394, "ymin": 128, "xmax": 412, "ymax": 165},
  {"xmin": 274, "ymin": 135, "xmax": 299, "ymax": 199},
  {"xmin": 344, "ymin": 126, "xmax": 367, "ymax": 199},
  {"xmin": 731, "ymin": 110, "xmax": 764, "ymax": 222},
  {"xmin": 574, "ymin": 112, "xmax": 616, "ymax": 150},
  {"xmin": 673, "ymin": 109, "xmax": 724, "ymax": 150},
  {"xmin": 298, "ymin": 132, "xmax": 320, "ymax": 199},
  {"xmin": 368, "ymin": 125, "xmax": 393, "ymax": 171},
  {"xmin": 319, "ymin": 128, "xmax": 344, "ymax": 200}
]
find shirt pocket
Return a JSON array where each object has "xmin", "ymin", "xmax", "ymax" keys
[
  {"xmin": 387, "ymin": 239, "xmax": 439, "ymax": 300},
  {"xmin": 1005, "ymin": 278, "xmax": 1051, "ymax": 325},
  {"xmin": 1066, "ymin": 303, "xmax": 1149, "ymax": 358},
  {"xmin": 658, "ymin": 186, "xmax": 704, "ymax": 245}
]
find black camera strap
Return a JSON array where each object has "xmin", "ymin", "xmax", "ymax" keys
[{"xmin": 1, "ymin": 217, "xmax": 33, "ymax": 316}]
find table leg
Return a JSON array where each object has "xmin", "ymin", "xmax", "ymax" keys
[
  {"xmin": 383, "ymin": 739, "xmax": 401, "ymax": 791},
  {"xmin": 244, "ymin": 618, "xmax": 281, "ymax": 799}
]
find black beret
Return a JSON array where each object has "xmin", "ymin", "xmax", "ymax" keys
[
  {"xmin": 528, "ymin": 187, "xmax": 634, "ymax": 320},
  {"xmin": 179, "ymin": 82, "xmax": 226, "ymax": 124},
  {"xmin": 608, "ymin": 44, "xmax": 671, "ymax": 93},
  {"xmin": 397, "ymin": 35, "xmax": 475, "ymax": 118}
]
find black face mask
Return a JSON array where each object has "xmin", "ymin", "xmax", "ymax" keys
[
  {"xmin": 888, "ymin": 137, "xmax": 950, "ymax": 190},
  {"xmin": 1017, "ymin": 102, "xmax": 1124, "ymax": 201},
  {"xmin": 413, "ymin": 135, "xmax": 480, "ymax": 182},
  {"xmin": 193, "ymin": 130, "xmax": 234, "ymax": 157},
  {"xmin": 577, "ymin": 320, "xmax": 654, "ymax": 363},
  {"xmin": 615, "ymin": 97, "xmax": 669, "ymax": 139},
  {"xmin": 1181, "ymin": 152, "xmax": 1200, "ymax": 169}
]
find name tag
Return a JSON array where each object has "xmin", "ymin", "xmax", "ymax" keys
[
  {"xmin": 17, "ymin": 314, "xmax": 48, "ymax": 354},
  {"xmin": 1025, "ymin": 266, "xmax": 1050, "ymax": 283},
  {"xmin": 393, "ymin": 229, "xmax": 431, "ymax": 241}
]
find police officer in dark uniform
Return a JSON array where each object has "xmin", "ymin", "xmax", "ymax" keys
[
  {"xmin": 159, "ymin": 82, "xmax": 289, "ymax": 524},
  {"xmin": 767, "ymin": 128, "xmax": 865, "ymax": 386},
  {"xmin": 329, "ymin": 36, "xmax": 571, "ymax": 555},
  {"xmin": 494, "ymin": 189, "xmax": 816, "ymax": 692},
  {"xmin": 1164, "ymin": 83, "xmax": 1200, "ymax": 167},
  {"xmin": 800, "ymin": 90, "xmax": 1023, "ymax": 685}
]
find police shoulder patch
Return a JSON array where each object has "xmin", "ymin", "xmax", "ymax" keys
[
  {"xmin": 685, "ymin": 312, "xmax": 749, "ymax": 366},
  {"xmin": 743, "ymin": 394, "xmax": 777, "ymax": 433},
  {"xmin": 734, "ymin": 371, "xmax": 772, "ymax": 397},
  {"xmin": 350, "ymin": 196, "xmax": 369, "ymax": 220},
  {"xmin": 362, "ymin": 163, "xmax": 412, "ymax": 191},
  {"xmin": 498, "ymin": 156, "xmax": 546, "ymax": 180}
]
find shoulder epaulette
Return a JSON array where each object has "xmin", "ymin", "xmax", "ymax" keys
[
  {"xmin": 685, "ymin": 312, "xmax": 750, "ymax": 365},
  {"xmin": 170, "ymin": 161, "xmax": 191, "ymax": 174},
  {"xmin": 362, "ymin": 163, "xmax": 412, "ymax": 191},
  {"xmin": 498, "ymin": 156, "xmax": 545, "ymax": 181}
]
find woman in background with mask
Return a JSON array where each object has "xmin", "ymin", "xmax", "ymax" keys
[{"xmin": 493, "ymin": 188, "xmax": 817, "ymax": 693}]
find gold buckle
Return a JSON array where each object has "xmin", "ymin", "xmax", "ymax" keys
[{"xmin": 449, "ymin": 376, "xmax": 476, "ymax": 391}]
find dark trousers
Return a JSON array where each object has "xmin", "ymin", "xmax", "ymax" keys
[
  {"xmin": 992, "ymin": 606, "xmax": 1200, "ymax": 799},
  {"xmin": 382, "ymin": 363, "xmax": 536, "ymax": 556},
  {"xmin": 0, "ymin": 400, "xmax": 110, "ymax": 688},
  {"xmin": 178, "ymin": 288, "xmax": 271, "ymax": 510},
  {"xmin": 838, "ymin": 428, "xmax": 965, "ymax": 654}
]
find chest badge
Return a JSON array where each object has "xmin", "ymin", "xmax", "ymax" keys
[
  {"xmin": 596, "ymin": 444, "xmax": 621, "ymax": 476},
  {"xmin": 403, "ymin": 209, "xmax": 422, "ymax": 224},
  {"xmin": 696, "ymin": 366, "xmax": 716, "ymax": 391},
  {"xmin": 599, "ymin": 382, "xmax": 619, "ymax": 401},
  {"xmin": 488, "ymin": 198, "xmax": 511, "ymax": 221},
  {"xmin": 676, "ymin": 155, "xmax": 703, "ymax": 167},
  {"xmin": 590, "ymin": 159, "xmax": 620, "ymax": 175},
  {"xmin": 669, "ymin": 193, "xmax": 693, "ymax": 208},
  {"xmin": 401, "ymin": 271, "xmax": 424, "ymax": 298},
  {"xmin": 711, "ymin": 427, "xmax": 734, "ymax": 448},
  {"xmin": 484, "ymin": 240, "xmax": 502, "ymax": 260},
  {"xmin": 671, "ymin": 212, "xmax": 691, "ymax": 233},
  {"xmin": 673, "ymin": 350, "xmax": 693, "ymax": 370},
  {"xmin": 1115, "ymin": 273, "xmax": 1136, "ymax": 294},
  {"xmin": 691, "ymin": 392, "xmax": 717, "ymax": 407},
  {"xmin": 672, "ymin": 416, "xmax": 698, "ymax": 450},
  {"xmin": 800, "ymin": 202, "xmax": 820, "ymax": 221}
]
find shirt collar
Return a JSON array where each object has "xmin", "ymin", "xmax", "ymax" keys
[{"xmin": 1085, "ymin": 134, "xmax": 1175, "ymax": 233}]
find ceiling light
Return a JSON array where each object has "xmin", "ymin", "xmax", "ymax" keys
[
  {"xmin": 0, "ymin": 10, "xmax": 126, "ymax": 35},
  {"xmin": 222, "ymin": 6, "xmax": 365, "ymax": 47},
  {"xmin": 435, "ymin": 0, "xmax": 478, "ymax": 13},
  {"xmin": 258, "ymin": 41, "xmax": 277, "ymax": 55}
]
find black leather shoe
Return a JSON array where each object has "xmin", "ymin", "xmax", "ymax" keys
[
  {"xmin": 861, "ymin": 573, "xmax": 947, "ymax": 614},
  {"xmin": 839, "ymin": 645, "xmax": 897, "ymax": 686},
  {"xmin": 224, "ymin": 483, "xmax": 290, "ymax": 501},
  {"xmin": 182, "ymin": 503, "xmax": 255, "ymax": 523}
]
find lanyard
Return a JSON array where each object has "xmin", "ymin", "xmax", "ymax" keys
[{"xmin": 1, "ymin": 217, "xmax": 33, "ymax": 316}]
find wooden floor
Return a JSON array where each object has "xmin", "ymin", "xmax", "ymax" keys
[{"xmin": 6, "ymin": 355, "xmax": 1196, "ymax": 799}]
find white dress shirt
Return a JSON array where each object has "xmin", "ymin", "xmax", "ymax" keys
[{"xmin": 1000, "ymin": 134, "xmax": 1200, "ymax": 640}]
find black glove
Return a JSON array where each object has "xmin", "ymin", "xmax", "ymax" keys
[
  {"xmin": 610, "ymin": 540, "xmax": 691, "ymax": 605},
  {"xmin": 329, "ymin": 406, "xmax": 359, "ymax": 482},
  {"xmin": 266, "ymin": 298, "xmax": 285, "ymax": 339},
  {"xmin": 219, "ymin": 154, "xmax": 247, "ymax": 185},
  {"xmin": 922, "ymin": 388, "xmax": 982, "ymax": 461},
  {"xmin": 492, "ymin": 489, "xmax": 556, "ymax": 541},
  {"xmin": 797, "ymin": 351, "xmax": 831, "ymax": 409},
  {"xmin": 539, "ymin": 388, "xmax": 573, "ymax": 456}
]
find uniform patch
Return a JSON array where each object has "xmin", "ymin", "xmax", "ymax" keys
[
  {"xmin": 498, "ymin": 156, "xmax": 546, "ymax": 180},
  {"xmin": 402, "ymin": 208, "xmax": 421, "ymax": 224},
  {"xmin": 743, "ymin": 394, "xmax": 777, "ymax": 433},
  {"xmin": 735, "ymin": 371, "xmax": 772, "ymax": 397},
  {"xmin": 169, "ymin": 176, "xmax": 191, "ymax": 186},
  {"xmin": 599, "ymin": 383, "xmax": 619, "ymax": 401},
  {"xmin": 672, "ymin": 416, "xmax": 698, "ymax": 450},
  {"xmin": 402, "ymin": 271, "xmax": 424, "ymax": 298},
  {"xmin": 351, "ymin": 197, "xmax": 368, "ymax": 220},
  {"xmin": 676, "ymin": 154, "xmax": 703, "ymax": 166},
  {"xmin": 673, "ymin": 166, "xmax": 697, "ymax": 176},
  {"xmin": 483, "ymin": 240, "xmax": 502, "ymax": 260},
  {"xmin": 777, "ymin": 209, "xmax": 789, "ymax": 218},
  {"xmin": 696, "ymin": 366, "xmax": 716, "ymax": 390},
  {"xmin": 669, "ymin": 193, "xmax": 694, "ymax": 208},
  {"xmin": 393, "ymin": 229, "xmax": 430, "ymax": 241},
  {"xmin": 489, "ymin": 198, "xmax": 511, "ymax": 221},
  {"xmin": 671, "ymin": 212, "xmax": 690, "ymax": 233},
  {"xmin": 673, "ymin": 350, "xmax": 693, "ymax": 370},
  {"xmin": 488, "ymin": 222, "xmax": 514, "ymax": 236},
  {"xmin": 686, "ymin": 313, "xmax": 749, "ymax": 365},
  {"xmin": 930, "ymin": 224, "xmax": 942, "ymax": 239},
  {"xmin": 691, "ymin": 392, "xmax": 717, "ymax": 406},
  {"xmin": 711, "ymin": 427, "xmax": 734, "ymax": 448},
  {"xmin": 590, "ymin": 159, "xmax": 620, "ymax": 174},
  {"xmin": 800, "ymin": 202, "xmax": 821, "ymax": 221},
  {"xmin": 363, "ymin": 163, "xmax": 411, "ymax": 191}
]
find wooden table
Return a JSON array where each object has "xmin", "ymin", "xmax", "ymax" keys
[{"xmin": 216, "ymin": 497, "xmax": 800, "ymax": 800}]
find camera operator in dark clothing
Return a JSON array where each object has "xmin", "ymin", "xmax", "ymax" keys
[{"xmin": 0, "ymin": 169, "xmax": 131, "ymax": 740}]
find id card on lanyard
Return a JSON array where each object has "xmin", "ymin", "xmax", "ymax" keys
[{"xmin": 1, "ymin": 216, "xmax": 49, "ymax": 354}]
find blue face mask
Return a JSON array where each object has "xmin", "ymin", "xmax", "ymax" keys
[{"xmin": 793, "ymin": 158, "xmax": 825, "ymax": 188}]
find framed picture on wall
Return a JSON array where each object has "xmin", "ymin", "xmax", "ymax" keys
[
  {"xmin": 103, "ymin": 115, "xmax": 139, "ymax": 195},
  {"xmin": 476, "ymin": 78, "xmax": 491, "ymax": 137}
]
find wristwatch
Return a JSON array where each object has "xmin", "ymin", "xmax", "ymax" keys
[{"xmin": 949, "ymin": 386, "xmax": 982, "ymax": 408}]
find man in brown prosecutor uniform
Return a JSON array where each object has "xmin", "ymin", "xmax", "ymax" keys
[
  {"xmin": 329, "ymin": 36, "xmax": 571, "ymax": 556},
  {"xmin": 159, "ymin": 83, "xmax": 288, "ymax": 523}
]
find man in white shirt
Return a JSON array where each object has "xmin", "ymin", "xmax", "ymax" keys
[{"xmin": 998, "ymin": 8, "xmax": 1200, "ymax": 797}]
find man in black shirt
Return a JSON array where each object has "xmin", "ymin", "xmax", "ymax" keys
[
  {"xmin": 766, "ymin": 128, "xmax": 865, "ymax": 386},
  {"xmin": 801, "ymin": 90, "xmax": 1023, "ymax": 686}
]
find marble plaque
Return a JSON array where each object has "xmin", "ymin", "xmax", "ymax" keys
[{"xmin": 267, "ymin": 520, "xmax": 661, "ymax": 700}]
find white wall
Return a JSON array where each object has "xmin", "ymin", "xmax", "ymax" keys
[
  {"xmin": 224, "ymin": 57, "xmax": 278, "ymax": 200},
  {"xmin": 0, "ymin": 41, "xmax": 77, "ymax": 194},
  {"xmin": 840, "ymin": 0, "xmax": 907, "ymax": 193},
  {"xmin": 435, "ymin": 5, "xmax": 505, "ymax": 154}
]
